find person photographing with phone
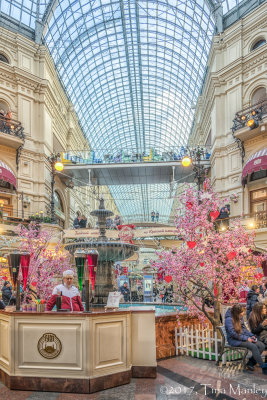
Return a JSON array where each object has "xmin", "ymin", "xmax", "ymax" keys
[{"xmin": 225, "ymin": 304, "xmax": 267, "ymax": 373}]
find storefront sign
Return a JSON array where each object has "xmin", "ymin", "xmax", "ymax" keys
[{"xmin": 37, "ymin": 333, "xmax": 62, "ymax": 359}]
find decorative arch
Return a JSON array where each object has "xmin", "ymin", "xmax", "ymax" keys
[
  {"xmin": 0, "ymin": 53, "xmax": 9, "ymax": 63},
  {"xmin": 251, "ymin": 86, "xmax": 267, "ymax": 105},
  {"xmin": 243, "ymin": 80, "xmax": 267, "ymax": 105},
  {"xmin": 0, "ymin": 93, "xmax": 16, "ymax": 116},
  {"xmin": 251, "ymin": 38, "xmax": 266, "ymax": 51}
]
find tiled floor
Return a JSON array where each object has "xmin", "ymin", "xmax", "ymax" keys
[{"xmin": 1, "ymin": 356, "xmax": 267, "ymax": 399}]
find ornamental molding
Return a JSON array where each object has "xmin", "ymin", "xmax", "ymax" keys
[{"xmin": 243, "ymin": 53, "xmax": 267, "ymax": 72}]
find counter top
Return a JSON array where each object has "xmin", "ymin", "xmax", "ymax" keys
[{"xmin": 0, "ymin": 309, "xmax": 155, "ymax": 317}]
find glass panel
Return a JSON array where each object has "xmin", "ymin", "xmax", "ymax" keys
[{"xmin": 1, "ymin": 0, "xmax": 260, "ymax": 220}]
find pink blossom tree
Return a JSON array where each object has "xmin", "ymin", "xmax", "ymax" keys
[
  {"xmin": 15, "ymin": 223, "xmax": 71, "ymax": 300},
  {"xmin": 154, "ymin": 180, "xmax": 263, "ymax": 330}
]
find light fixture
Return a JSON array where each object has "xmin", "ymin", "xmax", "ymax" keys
[
  {"xmin": 241, "ymin": 115, "xmax": 246, "ymax": 121},
  {"xmin": 0, "ymin": 256, "xmax": 7, "ymax": 263},
  {"xmin": 55, "ymin": 161, "xmax": 64, "ymax": 171},
  {"xmin": 220, "ymin": 225, "xmax": 226, "ymax": 231},
  {"xmin": 247, "ymin": 119, "xmax": 258, "ymax": 129},
  {"xmin": 248, "ymin": 221, "xmax": 255, "ymax": 229},
  {"xmin": 181, "ymin": 156, "xmax": 192, "ymax": 167}
]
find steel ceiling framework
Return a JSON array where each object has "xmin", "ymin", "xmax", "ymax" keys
[{"xmin": 0, "ymin": 0, "xmax": 259, "ymax": 221}]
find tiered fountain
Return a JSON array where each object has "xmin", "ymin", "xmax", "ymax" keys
[{"xmin": 65, "ymin": 198, "xmax": 138, "ymax": 304}]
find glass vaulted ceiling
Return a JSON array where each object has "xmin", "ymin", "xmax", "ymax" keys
[{"xmin": 0, "ymin": 0, "xmax": 247, "ymax": 222}]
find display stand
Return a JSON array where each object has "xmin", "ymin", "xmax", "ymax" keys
[{"xmin": 104, "ymin": 291, "xmax": 122, "ymax": 311}]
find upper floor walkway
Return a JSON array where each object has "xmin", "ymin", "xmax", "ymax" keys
[{"xmin": 58, "ymin": 146, "xmax": 211, "ymax": 186}]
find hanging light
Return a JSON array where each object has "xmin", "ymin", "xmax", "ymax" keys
[
  {"xmin": 74, "ymin": 249, "xmax": 86, "ymax": 291},
  {"xmin": 7, "ymin": 250, "xmax": 21, "ymax": 287},
  {"xmin": 20, "ymin": 252, "xmax": 31, "ymax": 291},
  {"xmin": 247, "ymin": 119, "xmax": 258, "ymax": 129},
  {"xmin": 181, "ymin": 156, "xmax": 192, "ymax": 167},
  {"xmin": 55, "ymin": 161, "xmax": 64, "ymax": 171},
  {"xmin": 241, "ymin": 115, "xmax": 246, "ymax": 121}
]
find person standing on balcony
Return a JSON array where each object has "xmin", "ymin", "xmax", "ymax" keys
[
  {"xmin": 0, "ymin": 109, "xmax": 4, "ymax": 131},
  {"xmin": 73, "ymin": 212, "xmax": 81, "ymax": 229},
  {"xmin": 218, "ymin": 204, "xmax": 230, "ymax": 228},
  {"xmin": 5, "ymin": 108, "xmax": 12, "ymax": 133},
  {"xmin": 151, "ymin": 211, "xmax": 155, "ymax": 222},
  {"xmin": 79, "ymin": 215, "xmax": 87, "ymax": 228},
  {"xmin": 156, "ymin": 211, "xmax": 159, "ymax": 222}
]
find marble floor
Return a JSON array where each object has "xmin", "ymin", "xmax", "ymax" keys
[{"xmin": 1, "ymin": 356, "xmax": 267, "ymax": 400}]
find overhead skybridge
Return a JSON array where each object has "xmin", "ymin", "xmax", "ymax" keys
[{"xmin": 56, "ymin": 148, "xmax": 211, "ymax": 187}]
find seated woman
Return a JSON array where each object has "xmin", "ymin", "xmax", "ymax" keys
[
  {"xmin": 225, "ymin": 304, "xmax": 267, "ymax": 373},
  {"xmin": 248, "ymin": 303, "xmax": 267, "ymax": 347}
]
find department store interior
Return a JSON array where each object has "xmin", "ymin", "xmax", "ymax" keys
[{"xmin": 0, "ymin": 0, "xmax": 267, "ymax": 397}]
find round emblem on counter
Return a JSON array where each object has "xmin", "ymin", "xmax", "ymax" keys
[{"xmin": 37, "ymin": 333, "xmax": 62, "ymax": 359}]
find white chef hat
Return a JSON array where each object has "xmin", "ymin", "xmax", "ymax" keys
[{"xmin": 63, "ymin": 269, "xmax": 74, "ymax": 277}]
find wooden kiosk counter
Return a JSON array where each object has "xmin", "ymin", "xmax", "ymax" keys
[{"xmin": 0, "ymin": 309, "xmax": 157, "ymax": 393}]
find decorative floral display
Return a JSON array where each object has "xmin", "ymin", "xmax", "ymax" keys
[
  {"xmin": 153, "ymin": 179, "xmax": 263, "ymax": 330},
  {"xmin": 15, "ymin": 224, "xmax": 71, "ymax": 301},
  {"xmin": 230, "ymin": 193, "xmax": 239, "ymax": 203}
]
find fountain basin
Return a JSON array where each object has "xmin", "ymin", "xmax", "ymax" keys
[{"xmin": 65, "ymin": 241, "xmax": 138, "ymax": 262}]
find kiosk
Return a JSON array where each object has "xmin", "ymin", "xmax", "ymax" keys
[{"xmin": 0, "ymin": 309, "xmax": 156, "ymax": 393}]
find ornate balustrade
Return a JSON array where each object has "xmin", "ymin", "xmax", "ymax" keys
[
  {"xmin": 232, "ymin": 98, "xmax": 267, "ymax": 132},
  {"xmin": 0, "ymin": 116, "xmax": 24, "ymax": 139}
]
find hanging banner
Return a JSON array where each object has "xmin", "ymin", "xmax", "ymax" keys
[{"xmin": 64, "ymin": 226, "xmax": 178, "ymax": 239}]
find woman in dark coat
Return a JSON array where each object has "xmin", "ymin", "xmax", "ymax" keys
[
  {"xmin": 1, "ymin": 281, "xmax": 14, "ymax": 305},
  {"xmin": 246, "ymin": 285, "xmax": 260, "ymax": 319},
  {"xmin": 248, "ymin": 303, "xmax": 267, "ymax": 346},
  {"xmin": 225, "ymin": 304, "xmax": 267, "ymax": 372}
]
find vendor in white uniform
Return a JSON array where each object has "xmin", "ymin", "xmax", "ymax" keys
[{"xmin": 46, "ymin": 269, "xmax": 84, "ymax": 312}]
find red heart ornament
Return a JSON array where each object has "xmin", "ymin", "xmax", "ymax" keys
[
  {"xmin": 2, "ymin": 276, "xmax": 8, "ymax": 281},
  {"xmin": 227, "ymin": 251, "xmax": 237, "ymax": 260},
  {"xmin": 187, "ymin": 241, "xmax": 197, "ymax": 249},
  {"xmin": 186, "ymin": 202, "xmax": 193, "ymax": 209},
  {"xmin": 200, "ymin": 262, "xmax": 204, "ymax": 267},
  {"xmin": 164, "ymin": 275, "xmax": 172, "ymax": 283},
  {"xmin": 210, "ymin": 211, "xmax": 220, "ymax": 220},
  {"xmin": 31, "ymin": 281, "xmax": 37, "ymax": 287}
]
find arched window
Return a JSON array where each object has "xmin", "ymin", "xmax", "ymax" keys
[
  {"xmin": 251, "ymin": 87, "xmax": 266, "ymax": 105},
  {"xmin": 251, "ymin": 39, "xmax": 266, "ymax": 51},
  {"xmin": 0, "ymin": 54, "xmax": 9, "ymax": 63}
]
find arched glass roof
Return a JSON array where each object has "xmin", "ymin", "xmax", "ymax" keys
[{"xmin": 0, "ymin": 0, "xmax": 259, "ymax": 222}]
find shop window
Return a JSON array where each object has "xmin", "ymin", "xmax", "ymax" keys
[
  {"xmin": 250, "ymin": 170, "xmax": 267, "ymax": 182},
  {"xmin": 251, "ymin": 87, "xmax": 267, "ymax": 105},
  {"xmin": 0, "ymin": 54, "xmax": 9, "ymax": 63},
  {"xmin": 250, "ymin": 188, "xmax": 267, "ymax": 213},
  {"xmin": 251, "ymin": 39, "xmax": 266, "ymax": 51}
]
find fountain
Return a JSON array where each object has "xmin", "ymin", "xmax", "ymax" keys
[{"xmin": 65, "ymin": 198, "xmax": 138, "ymax": 304}]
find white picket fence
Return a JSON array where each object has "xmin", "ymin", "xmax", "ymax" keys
[{"xmin": 175, "ymin": 325, "xmax": 245, "ymax": 363}]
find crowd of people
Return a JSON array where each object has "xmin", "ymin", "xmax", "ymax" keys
[
  {"xmin": 73, "ymin": 211, "xmax": 123, "ymax": 229},
  {"xmin": 224, "ymin": 277, "xmax": 267, "ymax": 374},
  {"xmin": 151, "ymin": 211, "xmax": 159, "ymax": 222}
]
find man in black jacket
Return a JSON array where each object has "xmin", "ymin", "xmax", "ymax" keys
[
  {"xmin": 246, "ymin": 285, "xmax": 260, "ymax": 319},
  {"xmin": 1, "ymin": 281, "xmax": 16, "ymax": 306}
]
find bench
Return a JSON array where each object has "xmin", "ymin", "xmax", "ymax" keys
[{"xmin": 216, "ymin": 326, "xmax": 248, "ymax": 369}]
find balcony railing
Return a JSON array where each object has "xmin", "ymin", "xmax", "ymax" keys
[
  {"xmin": 60, "ymin": 145, "xmax": 212, "ymax": 165},
  {"xmin": 216, "ymin": 212, "xmax": 267, "ymax": 230},
  {"xmin": 0, "ymin": 115, "xmax": 24, "ymax": 139},
  {"xmin": 232, "ymin": 98, "xmax": 267, "ymax": 132}
]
